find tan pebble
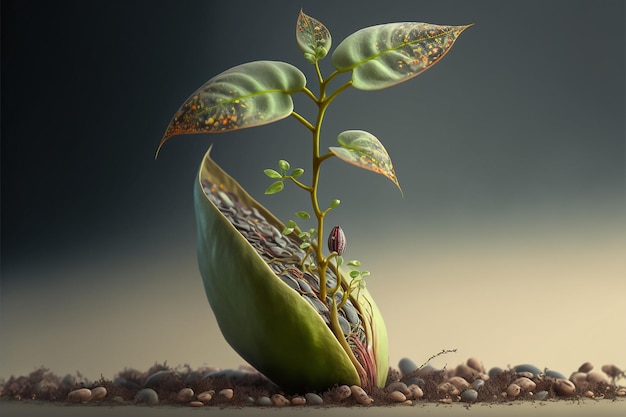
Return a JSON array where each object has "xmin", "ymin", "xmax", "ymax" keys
[
  {"xmin": 587, "ymin": 371, "xmax": 609, "ymax": 384},
  {"xmin": 447, "ymin": 376, "xmax": 469, "ymax": 391},
  {"xmin": 467, "ymin": 357, "xmax": 483, "ymax": 373},
  {"xmin": 506, "ymin": 383, "xmax": 521, "ymax": 399},
  {"xmin": 388, "ymin": 390, "xmax": 406, "ymax": 402},
  {"xmin": 401, "ymin": 399, "xmax": 413, "ymax": 406},
  {"xmin": 335, "ymin": 384, "xmax": 352, "ymax": 400},
  {"xmin": 350, "ymin": 385, "xmax": 373, "ymax": 405},
  {"xmin": 570, "ymin": 372, "xmax": 587, "ymax": 387},
  {"xmin": 177, "ymin": 388, "xmax": 194, "ymax": 402},
  {"xmin": 583, "ymin": 390, "xmax": 594, "ymax": 398},
  {"xmin": 406, "ymin": 384, "xmax": 423, "ymax": 399},
  {"xmin": 189, "ymin": 401, "xmax": 204, "ymax": 407},
  {"xmin": 439, "ymin": 397, "xmax": 453, "ymax": 404},
  {"xmin": 601, "ymin": 364, "xmax": 622, "ymax": 378},
  {"xmin": 197, "ymin": 390, "xmax": 213, "ymax": 402},
  {"xmin": 68, "ymin": 388, "xmax": 92, "ymax": 403},
  {"xmin": 271, "ymin": 394, "xmax": 290, "ymax": 407},
  {"xmin": 89, "ymin": 386, "xmax": 107, "ymax": 402},
  {"xmin": 554, "ymin": 379, "xmax": 576, "ymax": 397},
  {"xmin": 218, "ymin": 388, "xmax": 234, "ymax": 400},
  {"xmin": 517, "ymin": 371, "xmax": 534, "ymax": 379},
  {"xmin": 616, "ymin": 387, "xmax": 626, "ymax": 396},
  {"xmin": 291, "ymin": 396, "xmax": 306, "ymax": 405},
  {"xmin": 478, "ymin": 372, "xmax": 490, "ymax": 381},
  {"xmin": 578, "ymin": 362, "xmax": 593, "ymax": 373},
  {"xmin": 436, "ymin": 382, "xmax": 460, "ymax": 396},
  {"xmin": 455, "ymin": 364, "xmax": 479, "ymax": 381},
  {"xmin": 513, "ymin": 377, "xmax": 536, "ymax": 391}
]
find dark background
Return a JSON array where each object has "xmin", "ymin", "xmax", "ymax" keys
[{"xmin": 1, "ymin": 0, "xmax": 624, "ymax": 379}]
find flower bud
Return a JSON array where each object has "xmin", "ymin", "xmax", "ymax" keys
[{"xmin": 328, "ymin": 225, "xmax": 346, "ymax": 255}]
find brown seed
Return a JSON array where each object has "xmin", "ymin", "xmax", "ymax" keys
[
  {"xmin": 601, "ymin": 364, "xmax": 622, "ymax": 378},
  {"xmin": 189, "ymin": 401, "xmax": 204, "ymax": 407},
  {"xmin": 467, "ymin": 357, "xmax": 484, "ymax": 373},
  {"xmin": 506, "ymin": 383, "xmax": 521, "ymax": 399},
  {"xmin": 197, "ymin": 390, "xmax": 214, "ymax": 402},
  {"xmin": 587, "ymin": 371, "xmax": 609, "ymax": 384},
  {"xmin": 68, "ymin": 388, "xmax": 91, "ymax": 403},
  {"xmin": 554, "ymin": 379, "xmax": 576, "ymax": 397},
  {"xmin": 177, "ymin": 388, "xmax": 194, "ymax": 402},
  {"xmin": 291, "ymin": 396, "xmax": 306, "ymax": 405},
  {"xmin": 406, "ymin": 384, "xmax": 424, "ymax": 399},
  {"xmin": 350, "ymin": 385, "xmax": 373, "ymax": 405},
  {"xmin": 513, "ymin": 377, "xmax": 536, "ymax": 392},
  {"xmin": 437, "ymin": 382, "xmax": 460, "ymax": 396},
  {"xmin": 578, "ymin": 362, "xmax": 593, "ymax": 373},
  {"xmin": 89, "ymin": 386, "xmax": 107, "ymax": 402},
  {"xmin": 218, "ymin": 388, "xmax": 234, "ymax": 400},
  {"xmin": 583, "ymin": 390, "xmax": 595, "ymax": 398},
  {"xmin": 616, "ymin": 387, "xmax": 626, "ymax": 396},
  {"xmin": 388, "ymin": 390, "xmax": 407, "ymax": 402},
  {"xmin": 335, "ymin": 385, "xmax": 352, "ymax": 400},
  {"xmin": 271, "ymin": 394, "xmax": 290, "ymax": 407},
  {"xmin": 447, "ymin": 376, "xmax": 469, "ymax": 391}
]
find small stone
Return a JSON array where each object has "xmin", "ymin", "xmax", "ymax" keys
[
  {"xmin": 218, "ymin": 388, "xmax": 234, "ymax": 400},
  {"xmin": 388, "ymin": 390, "xmax": 406, "ymax": 402},
  {"xmin": 471, "ymin": 379, "xmax": 485, "ymax": 390},
  {"xmin": 189, "ymin": 401, "xmax": 204, "ymax": 407},
  {"xmin": 569, "ymin": 372, "xmax": 588, "ymax": 390},
  {"xmin": 545, "ymin": 370, "xmax": 566, "ymax": 379},
  {"xmin": 467, "ymin": 357, "xmax": 483, "ymax": 373},
  {"xmin": 583, "ymin": 390, "xmax": 595, "ymax": 398},
  {"xmin": 513, "ymin": 377, "xmax": 536, "ymax": 392},
  {"xmin": 554, "ymin": 379, "xmax": 576, "ymax": 397},
  {"xmin": 439, "ymin": 397, "xmax": 453, "ymax": 404},
  {"xmin": 112, "ymin": 395, "xmax": 125, "ymax": 404},
  {"xmin": 135, "ymin": 388, "xmax": 159, "ymax": 405},
  {"xmin": 143, "ymin": 370, "xmax": 171, "ymax": 388},
  {"xmin": 385, "ymin": 381, "xmax": 409, "ymax": 394},
  {"xmin": 177, "ymin": 388, "xmax": 194, "ymax": 402},
  {"xmin": 257, "ymin": 396, "xmax": 272, "ymax": 406},
  {"xmin": 406, "ymin": 384, "xmax": 424, "ymax": 399},
  {"xmin": 514, "ymin": 364, "xmax": 541, "ymax": 377},
  {"xmin": 616, "ymin": 387, "xmax": 626, "ymax": 396},
  {"xmin": 291, "ymin": 396, "xmax": 306, "ymax": 405},
  {"xmin": 534, "ymin": 390, "xmax": 549, "ymax": 401},
  {"xmin": 437, "ymin": 382, "xmax": 460, "ymax": 396},
  {"xmin": 398, "ymin": 357, "xmax": 418, "ymax": 377},
  {"xmin": 197, "ymin": 390, "xmax": 214, "ymax": 402},
  {"xmin": 350, "ymin": 385, "xmax": 373, "ymax": 405},
  {"xmin": 68, "ymin": 388, "xmax": 91, "ymax": 403},
  {"xmin": 601, "ymin": 364, "xmax": 622, "ymax": 379},
  {"xmin": 403, "ymin": 377, "xmax": 424, "ymax": 387},
  {"xmin": 245, "ymin": 396, "xmax": 255, "ymax": 406},
  {"xmin": 586, "ymin": 371, "xmax": 609, "ymax": 384},
  {"xmin": 517, "ymin": 371, "xmax": 535, "ymax": 379},
  {"xmin": 335, "ymin": 385, "xmax": 352, "ymax": 400},
  {"xmin": 488, "ymin": 367, "xmax": 504, "ymax": 378},
  {"xmin": 89, "ymin": 386, "xmax": 107, "ymax": 402},
  {"xmin": 455, "ymin": 364, "xmax": 479, "ymax": 381},
  {"xmin": 578, "ymin": 362, "xmax": 593, "ymax": 373},
  {"xmin": 506, "ymin": 383, "xmax": 521, "ymax": 399},
  {"xmin": 447, "ymin": 376, "xmax": 470, "ymax": 391},
  {"xmin": 305, "ymin": 392, "xmax": 323, "ymax": 405},
  {"xmin": 270, "ymin": 394, "xmax": 290, "ymax": 407},
  {"xmin": 460, "ymin": 389, "xmax": 478, "ymax": 403}
]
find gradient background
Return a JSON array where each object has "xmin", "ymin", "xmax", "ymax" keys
[{"xmin": 1, "ymin": 0, "xmax": 624, "ymax": 382}]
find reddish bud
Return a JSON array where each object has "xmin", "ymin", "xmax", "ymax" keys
[{"xmin": 328, "ymin": 225, "xmax": 346, "ymax": 255}]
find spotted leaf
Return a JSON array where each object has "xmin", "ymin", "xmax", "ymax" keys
[
  {"xmin": 296, "ymin": 9, "xmax": 332, "ymax": 62},
  {"xmin": 157, "ymin": 61, "xmax": 306, "ymax": 156},
  {"xmin": 329, "ymin": 130, "xmax": 401, "ymax": 194},
  {"xmin": 332, "ymin": 22, "xmax": 471, "ymax": 90}
]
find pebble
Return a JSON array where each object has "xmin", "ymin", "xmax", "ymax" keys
[
  {"xmin": 578, "ymin": 362, "xmax": 593, "ymax": 373},
  {"xmin": 601, "ymin": 364, "xmax": 622, "ymax": 378},
  {"xmin": 513, "ymin": 377, "xmax": 536, "ymax": 391},
  {"xmin": 135, "ymin": 388, "xmax": 159, "ymax": 405},
  {"xmin": 533, "ymin": 390, "xmax": 549, "ymax": 401},
  {"xmin": 305, "ymin": 392, "xmax": 324, "ymax": 405},
  {"xmin": 189, "ymin": 401, "xmax": 204, "ymax": 407},
  {"xmin": 570, "ymin": 372, "xmax": 588, "ymax": 390},
  {"xmin": 467, "ymin": 357, "xmax": 484, "ymax": 373},
  {"xmin": 386, "ymin": 381, "xmax": 409, "ymax": 394},
  {"xmin": 350, "ymin": 385, "xmax": 373, "ymax": 405},
  {"xmin": 271, "ymin": 394, "xmax": 290, "ymax": 406},
  {"xmin": 143, "ymin": 370, "xmax": 171, "ymax": 388},
  {"xmin": 291, "ymin": 396, "xmax": 306, "ymax": 405},
  {"xmin": 197, "ymin": 390, "xmax": 214, "ymax": 402},
  {"xmin": 554, "ymin": 379, "xmax": 576, "ymax": 397},
  {"xmin": 257, "ymin": 396, "xmax": 272, "ymax": 406},
  {"xmin": 586, "ymin": 371, "xmax": 609, "ymax": 384},
  {"xmin": 437, "ymin": 382, "xmax": 459, "ymax": 396},
  {"xmin": 447, "ymin": 376, "xmax": 470, "ymax": 391},
  {"xmin": 388, "ymin": 390, "xmax": 406, "ymax": 402},
  {"xmin": 398, "ymin": 357, "xmax": 418, "ymax": 377},
  {"xmin": 505, "ymin": 383, "xmax": 521, "ymax": 399},
  {"xmin": 488, "ymin": 367, "xmax": 503, "ymax": 378},
  {"xmin": 455, "ymin": 364, "xmax": 479, "ymax": 381},
  {"xmin": 177, "ymin": 388, "xmax": 194, "ymax": 402},
  {"xmin": 335, "ymin": 384, "xmax": 352, "ymax": 400},
  {"xmin": 545, "ymin": 369, "xmax": 566, "ymax": 379},
  {"xmin": 471, "ymin": 379, "xmax": 485, "ymax": 390},
  {"xmin": 460, "ymin": 389, "xmax": 478, "ymax": 403},
  {"xmin": 112, "ymin": 395, "xmax": 125, "ymax": 404},
  {"xmin": 406, "ymin": 384, "xmax": 423, "ymax": 399},
  {"xmin": 68, "ymin": 388, "xmax": 91, "ymax": 403},
  {"xmin": 514, "ymin": 364, "xmax": 541, "ymax": 377},
  {"xmin": 403, "ymin": 377, "xmax": 424, "ymax": 387},
  {"xmin": 219, "ymin": 388, "xmax": 234, "ymax": 400},
  {"xmin": 616, "ymin": 387, "xmax": 626, "ymax": 396},
  {"xmin": 89, "ymin": 386, "xmax": 107, "ymax": 401}
]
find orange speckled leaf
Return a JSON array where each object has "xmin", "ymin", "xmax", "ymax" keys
[
  {"xmin": 329, "ymin": 130, "xmax": 402, "ymax": 194},
  {"xmin": 296, "ymin": 10, "xmax": 331, "ymax": 61}
]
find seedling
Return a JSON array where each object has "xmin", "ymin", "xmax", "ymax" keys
[{"xmin": 158, "ymin": 10, "xmax": 470, "ymax": 391}]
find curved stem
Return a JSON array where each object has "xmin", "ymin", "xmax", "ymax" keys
[
  {"xmin": 291, "ymin": 111, "xmax": 315, "ymax": 132},
  {"xmin": 288, "ymin": 176, "xmax": 312, "ymax": 192}
]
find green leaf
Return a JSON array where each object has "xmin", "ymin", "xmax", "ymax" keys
[
  {"xmin": 296, "ymin": 10, "xmax": 332, "ymax": 62},
  {"xmin": 329, "ymin": 130, "xmax": 402, "ymax": 194},
  {"xmin": 348, "ymin": 260, "xmax": 361, "ymax": 267},
  {"xmin": 282, "ymin": 226, "xmax": 295, "ymax": 235},
  {"xmin": 264, "ymin": 169, "xmax": 282, "ymax": 179},
  {"xmin": 158, "ymin": 61, "xmax": 307, "ymax": 155},
  {"xmin": 329, "ymin": 199, "xmax": 341, "ymax": 208},
  {"xmin": 337, "ymin": 256, "xmax": 344, "ymax": 267},
  {"xmin": 300, "ymin": 242, "xmax": 311, "ymax": 249},
  {"xmin": 264, "ymin": 181, "xmax": 284, "ymax": 195},
  {"xmin": 332, "ymin": 22, "xmax": 471, "ymax": 90},
  {"xmin": 291, "ymin": 167, "xmax": 305, "ymax": 178},
  {"xmin": 278, "ymin": 159, "xmax": 291, "ymax": 172},
  {"xmin": 349, "ymin": 270, "xmax": 361, "ymax": 278},
  {"xmin": 361, "ymin": 271, "xmax": 371, "ymax": 278},
  {"xmin": 296, "ymin": 210, "xmax": 311, "ymax": 219}
]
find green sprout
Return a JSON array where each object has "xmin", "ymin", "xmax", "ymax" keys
[{"xmin": 158, "ymin": 9, "xmax": 471, "ymax": 391}]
